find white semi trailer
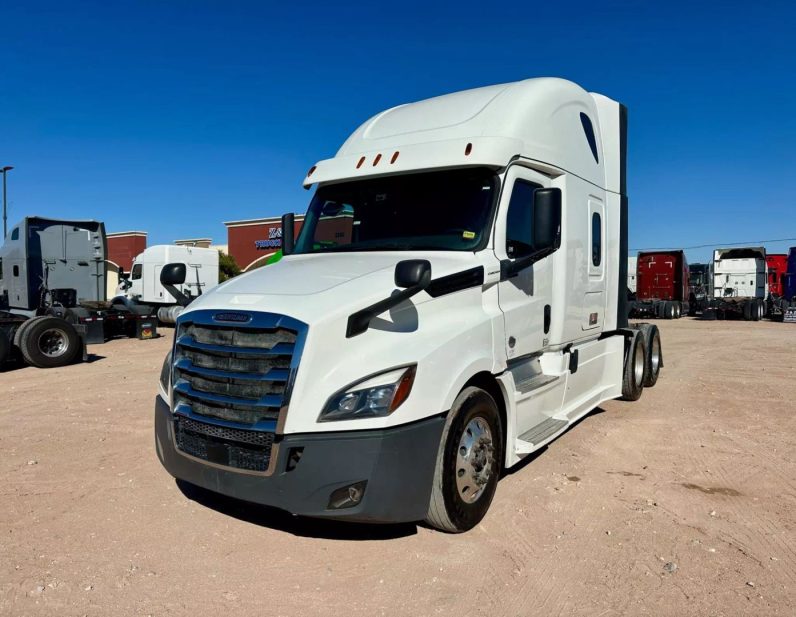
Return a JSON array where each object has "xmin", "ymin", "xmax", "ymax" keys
[
  {"xmin": 627, "ymin": 256, "xmax": 638, "ymax": 294},
  {"xmin": 707, "ymin": 247, "xmax": 767, "ymax": 320},
  {"xmin": 116, "ymin": 245, "xmax": 219, "ymax": 323},
  {"xmin": 154, "ymin": 78, "xmax": 663, "ymax": 532}
]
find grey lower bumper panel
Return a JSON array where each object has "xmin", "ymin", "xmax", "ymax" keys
[{"xmin": 154, "ymin": 396, "xmax": 446, "ymax": 523}]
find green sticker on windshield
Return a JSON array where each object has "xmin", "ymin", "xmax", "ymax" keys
[{"xmin": 462, "ymin": 230, "xmax": 476, "ymax": 240}]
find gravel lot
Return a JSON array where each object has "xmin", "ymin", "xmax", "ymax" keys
[{"xmin": 1, "ymin": 319, "xmax": 795, "ymax": 616}]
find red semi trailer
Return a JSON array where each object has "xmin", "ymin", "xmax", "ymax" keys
[
  {"xmin": 629, "ymin": 250, "xmax": 689, "ymax": 319},
  {"xmin": 765, "ymin": 253, "xmax": 792, "ymax": 320},
  {"xmin": 766, "ymin": 254, "xmax": 787, "ymax": 298}
]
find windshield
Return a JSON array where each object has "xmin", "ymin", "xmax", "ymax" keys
[{"xmin": 294, "ymin": 168, "xmax": 498, "ymax": 254}]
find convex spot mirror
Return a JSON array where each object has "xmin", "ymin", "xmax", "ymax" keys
[
  {"xmin": 395, "ymin": 259, "xmax": 431, "ymax": 289},
  {"xmin": 160, "ymin": 263, "xmax": 187, "ymax": 286},
  {"xmin": 532, "ymin": 188, "xmax": 562, "ymax": 252}
]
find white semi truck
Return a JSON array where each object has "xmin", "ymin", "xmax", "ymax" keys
[
  {"xmin": 707, "ymin": 247, "xmax": 767, "ymax": 320},
  {"xmin": 116, "ymin": 245, "xmax": 219, "ymax": 323},
  {"xmin": 154, "ymin": 78, "xmax": 663, "ymax": 532}
]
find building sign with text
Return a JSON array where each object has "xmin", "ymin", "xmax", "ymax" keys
[{"xmin": 254, "ymin": 227, "xmax": 282, "ymax": 250}]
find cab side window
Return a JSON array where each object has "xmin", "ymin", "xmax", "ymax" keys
[
  {"xmin": 505, "ymin": 180, "xmax": 540, "ymax": 258},
  {"xmin": 10, "ymin": 228, "xmax": 19, "ymax": 241},
  {"xmin": 592, "ymin": 212, "xmax": 602, "ymax": 266},
  {"xmin": 131, "ymin": 264, "xmax": 143, "ymax": 280}
]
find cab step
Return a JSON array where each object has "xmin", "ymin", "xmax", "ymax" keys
[
  {"xmin": 516, "ymin": 418, "xmax": 569, "ymax": 454},
  {"xmin": 515, "ymin": 373, "xmax": 559, "ymax": 394}
]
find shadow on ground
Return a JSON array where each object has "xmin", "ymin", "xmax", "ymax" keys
[
  {"xmin": 0, "ymin": 353, "xmax": 106, "ymax": 372},
  {"xmin": 176, "ymin": 479, "xmax": 418, "ymax": 541}
]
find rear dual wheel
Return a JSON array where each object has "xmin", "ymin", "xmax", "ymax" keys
[
  {"xmin": 621, "ymin": 330, "xmax": 647, "ymax": 400},
  {"xmin": 639, "ymin": 324, "xmax": 662, "ymax": 387},
  {"xmin": 19, "ymin": 316, "xmax": 81, "ymax": 368}
]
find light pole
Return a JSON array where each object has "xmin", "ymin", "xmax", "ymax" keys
[{"xmin": 1, "ymin": 166, "xmax": 13, "ymax": 238}]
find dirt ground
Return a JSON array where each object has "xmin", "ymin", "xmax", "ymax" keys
[{"xmin": 1, "ymin": 319, "xmax": 795, "ymax": 617}]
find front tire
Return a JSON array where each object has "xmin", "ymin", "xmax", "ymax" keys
[{"xmin": 426, "ymin": 387, "xmax": 503, "ymax": 533}]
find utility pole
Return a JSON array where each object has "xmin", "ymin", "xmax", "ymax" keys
[{"xmin": 1, "ymin": 166, "xmax": 13, "ymax": 238}]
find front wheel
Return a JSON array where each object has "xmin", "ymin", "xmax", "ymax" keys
[{"xmin": 425, "ymin": 387, "xmax": 503, "ymax": 533}]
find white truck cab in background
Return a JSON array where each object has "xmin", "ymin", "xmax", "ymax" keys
[
  {"xmin": 155, "ymin": 78, "xmax": 663, "ymax": 532},
  {"xmin": 708, "ymin": 247, "xmax": 767, "ymax": 320},
  {"xmin": 117, "ymin": 245, "xmax": 219, "ymax": 322}
]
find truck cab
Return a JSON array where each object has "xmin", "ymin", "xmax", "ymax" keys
[
  {"xmin": 118, "ymin": 245, "xmax": 219, "ymax": 307},
  {"xmin": 709, "ymin": 247, "xmax": 768, "ymax": 320},
  {"xmin": 154, "ymin": 78, "xmax": 660, "ymax": 531}
]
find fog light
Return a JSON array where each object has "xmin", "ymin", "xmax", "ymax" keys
[{"xmin": 327, "ymin": 481, "xmax": 367, "ymax": 510}]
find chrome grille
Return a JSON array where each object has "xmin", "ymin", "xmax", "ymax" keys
[{"xmin": 170, "ymin": 311, "xmax": 307, "ymax": 473}]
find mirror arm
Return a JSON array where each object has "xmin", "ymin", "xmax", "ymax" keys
[
  {"xmin": 163, "ymin": 284, "xmax": 191, "ymax": 307},
  {"xmin": 346, "ymin": 282, "xmax": 428, "ymax": 338},
  {"xmin": 500, "ymin": 246, "xmax": 557, "ymax": 281}
]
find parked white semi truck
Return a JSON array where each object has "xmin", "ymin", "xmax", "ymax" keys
[
  {"xmin": 706, "ymin": 247, "xmax": 767, "ymax": 320},
  {"xmin": 116, "ymin": 245, "xmax": 219, "ymax": 323},
  {"xmin": 155, "ymin": 78, "xmax": 663, "ymax": 531}
]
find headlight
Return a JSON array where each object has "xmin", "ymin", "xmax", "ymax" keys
[
  {"xmin": 319, "ymin": 366, "xmax": 416, "ymax": 422},
  {"xmin": 159, "ymin": 350, "xmax": 173, "ymax": 399}
]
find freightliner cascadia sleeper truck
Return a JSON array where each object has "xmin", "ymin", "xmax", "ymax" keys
[{"xmin": 155, "ymin": 78, "xmax": 664, "ymax": 532}]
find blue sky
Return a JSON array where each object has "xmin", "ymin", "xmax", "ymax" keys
[{"xmin": 2, "ymin": 0, "xmax": 795, "ymax": 263}]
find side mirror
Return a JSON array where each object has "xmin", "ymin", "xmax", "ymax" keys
[
  {"xmin": 346, "ymin": 260, "xmax": 432, "ymax": 337},
  {"xmin": 160, "ymin": 263, "xmax": 187, "ymax": 286},
  {"xmin": 532, "ymin": 188, "xmax": 562, "ymax": 252},
  {"xmin": 395, "ymin": 259, "xmax": 431, "ymax": 289},
  {"xmin": 500, "ymin": 187, "xmax": 562, "ymax": 280},
  {"xmin": 281, "ymin": 213, "xmax": 295, "ymax": 255}
]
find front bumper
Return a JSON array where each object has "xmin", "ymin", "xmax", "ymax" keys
[{"xmin": 154, "ymin": 396, "xmax": 446, "ymax": 523}]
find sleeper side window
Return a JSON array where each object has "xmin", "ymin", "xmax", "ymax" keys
[
  {"xmin": 10, "ymin": 228, "xmax": 19, "ymax": 241},
  {"xmin": 505, "ymin": 180, "xmax": 540, "ymax": 258},
  {"xmin": 580, "ymin": 113, "xmax": 599, "ymax": 163},
  {"xmin": 592, "ymin": 212, "xmax": 602, "ymax": 266},
  {"xmin": 13, "ymin": 265, "xmax": 20, "ymax": 277}
]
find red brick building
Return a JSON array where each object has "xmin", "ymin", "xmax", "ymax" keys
[
  {"xmin": 225, "ymin": 216, "xmax": 304, "ymax": 271},
  {"xmin": 106, "ymin": 231, "xmax": 147, "ymax": 271}
]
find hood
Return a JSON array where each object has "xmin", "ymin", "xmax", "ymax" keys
[
  {"xmin": 218, "ymin": 252, "xmax": 397, "ymax": 296},
  {"xmin": 185, "ymin": 251, "xmax": 483, "ymax": 324}
]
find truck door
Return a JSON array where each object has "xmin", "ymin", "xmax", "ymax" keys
[{"xmin": 496, "ymin": 167, "xmax": 554, "ymax": 359}]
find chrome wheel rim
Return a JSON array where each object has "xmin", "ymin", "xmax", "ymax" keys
[
  {"xmin": 455, "ymin": 416, "xmax": 494, "ymax": 504},
  {"xmin": 39, "ymin": 328, "xmax": 69, "ymax": 358},
  {"xmin": 651, "ymin": 335, "xmax": 661, "ymax": 374},
  {"xmin": 634, "ymin": 340, "xmax": 645, "ymax": 384}
]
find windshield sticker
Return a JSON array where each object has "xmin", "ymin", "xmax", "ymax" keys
[{"xmin": 462, "ymin": 230, "xmax": 476, "ymax": 240}]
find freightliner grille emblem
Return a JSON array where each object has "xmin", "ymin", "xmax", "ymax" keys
[{"xmin": 212, "ymin": 312, "xmax": 252, "ymax": 323}]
